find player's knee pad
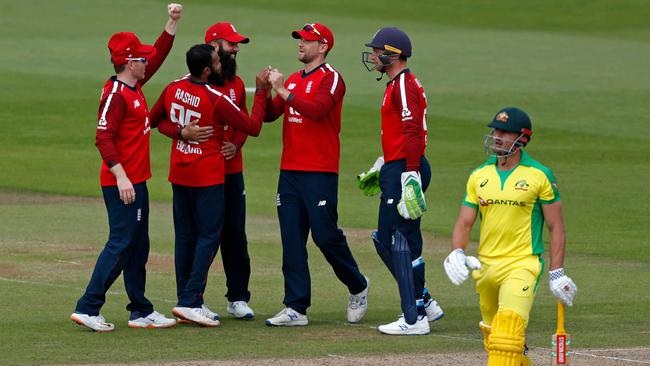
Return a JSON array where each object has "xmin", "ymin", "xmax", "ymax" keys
[
  {"xmin": 479, "ymin": 321, "xmax": 491, "ymax": 352},
  {"xmin": 390, "ymin": 230, "xmax": 410, "ymax": 253},
  {"xmin": 391, "ymin": 230, "xmax": 417, "ymax": 323},
  {"xmin": 487, "ymin": 309, "xmax": 526, "ymax": 366}
]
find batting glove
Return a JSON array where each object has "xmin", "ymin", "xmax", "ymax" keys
[
  {"xmin": 357, "ymin": 156, "xmax": 384, "ymax": 197},
  {"xmin": 549, "ymin": 268, "xmax": 577, "ymax": 306},
  {"xmin": 397, "ymin": 171, "xmax": 427, "ymax": 219},
  {"xmin": 444, "ymin": 248, "xmax": 482, "ymax": 285}
]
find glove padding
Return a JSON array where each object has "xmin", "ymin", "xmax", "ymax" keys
[
  {"xmin": 357, "ymin": 156, "xmax": 384, "ymax": 197},
  {"xmin": 397, "ymin": 171, "xmax": 427, "ymax": 219},
  {"xmin": 444, "ymin": 248, "xmax": 482, "ymax": 285},
  {"xmin": 549, "ymin": 268, "xmax": 577, "ymax": 306}
]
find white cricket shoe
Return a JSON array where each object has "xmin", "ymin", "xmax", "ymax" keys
[
  {"xmin": 227, "ymin": 301, "xmax": 254, "ymax": 319},
  {"xmin": 70, "ymin": 313, "xmax": 115, "ymax": 332},
  {"xmin": 378, "ymin": 315, "xmax": 430, "ymax": 335},
  {"xmin": 128, "ymin": 310, "xmax": 176, "ymax": 329},
  {"xmin": 265, "ymin": 307, "xmax": 308, "ymax": 327},
  {"xmin": 424, "ymin": 299, "xmax": 444, "ymax": 322},
  {"xmin": 172, "ymin": 306, "xmax": 220, "ymax": 327},
  {"xmin": 347, "ymin": 276, "xmax": 369, "ymax": 323}
]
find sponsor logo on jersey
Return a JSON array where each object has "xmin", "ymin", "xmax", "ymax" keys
[
  {"xmin": 479, "ymin": 197, "xmax": 526, "ymax": 207},
  {"xmin": 306, "ymin": 81, "xmax": 313, "ymax": 94},
  {"xmin": 134, "ymin": 99, "xmax": 141, "ymax": 109},
  {"xmin": 229, "ymin": 88, "xmax": 236, "ymax": 102},
  {"xmin": 287, "ymin": 83, "xmax": 296, "ymax": 90},
  {"xmin": 514, "ymin": 180, "xmax": 529, "ymax": 191},
  {"xmin": 480, "ymin": 179, "xmax": 489, "ymax": 187}
]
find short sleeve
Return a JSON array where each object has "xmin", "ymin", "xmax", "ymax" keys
[
  {"xmin": 462, "ymin": 173, "xmax": 479, "ymax": 208},
  {"xmin": 538, "ymin": 168, "xmax": 560, "ymax": 204}
]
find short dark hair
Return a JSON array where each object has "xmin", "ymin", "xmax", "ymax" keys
[
  {"xmin": 112, "ymin": 59, "xmax": 125, "ymax": 73},
  {"xmin": 186, "ymin": 44, "xmax": 215, "ymax": 78}
]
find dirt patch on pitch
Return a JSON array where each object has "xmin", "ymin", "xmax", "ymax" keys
[{"xmin": 80, "ymin": 347, "xmax": 650, "ymax": 366}]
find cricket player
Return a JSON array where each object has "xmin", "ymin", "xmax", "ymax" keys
[
  {"xmin": 203, "ymin": 22, "xmax": 256, "ymax": 319},
  {"xmin": 150, "ymin": 43, "xmax": 267, "ymax": 326},
  {"xmin": 261, "ymin": 23, "xmax": 369, "ymax": 326},
  {"xmin": 71, "ymin": 4, "xmax": 183, "ymax": 332},
  {"xmin": 360, "ymin": 27, "xmax": 443, "ymax": 335},
  {"xmin": 444, "ymin": 107, "xmax": 578, "ymax": 365}
]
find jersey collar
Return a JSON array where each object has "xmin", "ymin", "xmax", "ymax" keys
[
  {"xmin": 387, "ymin": 68, "xmax": 410, "ymax": 85},
  {"xmin": 486, "ymin": 150, "xmax": 533, "ymax": 167},
  {"xmin": 301, "ymin": 63, "xmax": 327, "ymax": 78}
]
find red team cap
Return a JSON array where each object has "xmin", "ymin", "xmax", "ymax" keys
[
  {"xmin": 108, "ymin": 32, "xmax": 156, "ymax": 65},
  {"xmin": 204, "ymin": 22, "xmax": 250, "ymax": 44},
  {"xmin": 292, "ymin": 23, "xmax": 334, "ymax": 50}
]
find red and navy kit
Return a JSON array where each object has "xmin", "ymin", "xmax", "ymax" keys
[
  {"xmin": 381, "ymin": 69, "xmax": 427, "ymax": 171},
  {"xmin": 266, "ymin": 63, "xmax": 345, "ymax": 174},
  {"xmin": 214, "ymin": 76, "xmax": 249, "ymax": 174},
  {"xmin": 150, "ymin": 78, "xmax": 266, "ymax": 187},
  {"xmin": 95, "ymin": 31, "xmax": 174, "ymax": 187},
  {"xmin": 264, "ymin": 63, "xmax": 366, "ymax": 315}
]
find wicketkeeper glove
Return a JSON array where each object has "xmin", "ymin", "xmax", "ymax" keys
[
  {"xmin": 549, "ymin": 268, "xmax": 577, "ymax": 306},
  {"xmin": 444, "ymin": 248, "xmax": 482, "ymax": 285},
  {"xmin": 357, "ymin": 156, "xmax": 384, "ymax": 197},
  {"xmin": 397, "ymin": 171, "xmax": 427, "ymax": 219}
]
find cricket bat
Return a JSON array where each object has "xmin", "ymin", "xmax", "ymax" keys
[{"xmin": 551, "ymin": 301, "xmax": 571, "ymax": 365}]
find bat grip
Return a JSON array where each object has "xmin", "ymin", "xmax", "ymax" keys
[{"xmin": 556, "ymin": 301, "xmax": 566, "ymax": 335}]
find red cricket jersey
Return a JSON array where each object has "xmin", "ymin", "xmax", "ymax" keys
[
  {"xmin": 381, "ymin": 69, "xmax": 428, "ymax": 171},
  {"xmin": 213, "ymin": 76, "xmax": 248, "ymax": 174},
  {"xmin": 150, "ymin": 78, "xmax": 266, "ymax": 187},
  {"xmin": 265, "ymin": 63, "xmax": 345, "ymax": 174},
  {"xmin": 95, "ymin": 31, "xmax": 174, "ymax": 187}
]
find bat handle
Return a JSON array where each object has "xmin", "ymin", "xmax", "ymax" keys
[{"xmin": 557, "ymin": 301, "xmax": 566, "ymax": 335}]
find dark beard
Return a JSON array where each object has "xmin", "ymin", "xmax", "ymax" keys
[{"xmin": 209, "ymin": 49, "xmax": 237, "ymax": 86}]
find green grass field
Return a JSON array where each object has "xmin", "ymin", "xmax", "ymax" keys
[{"xmin": 1, "ymin": 0, "xmax": 649, "ymax": 365}]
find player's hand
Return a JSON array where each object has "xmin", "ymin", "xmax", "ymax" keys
[
  {"xmin": 268, "ymin": 69, "xmax": 285, "ymax": 91},
  {"xmin": 397, "ymin": 171, "xmax": 427, "ymax": 219},
  {"xmin": 221, "ymin": 141, "xmax": 237, "ymax": 160},
  {"xmin": 549, "ymin": 268, "xmax": 577, "ymax": 306},
  {"xmin": 116, "ymin": 176, "xmax": 136, "ymax": 205},
  {"xmin": 357, "ymin": 156, "xmax": 384, "ymax": 196},
  {"xmin": 168, "ymin": 3, "xmax": 182, "ymax": 21},
  {"xmin": 256, "ymin": 66, "xmax": 272, "ymax": 90},
  {"xmin": 181, "ymin": 120, "xmax": 213, "ymax": 142},
  {"xmin": 444, "ymin": 248, "xmax": 481, "ymax": 285}
]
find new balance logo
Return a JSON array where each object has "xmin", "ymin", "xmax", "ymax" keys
[
  {"xmin": 387, "ymin": 199, "xmax": 394, "ymax": 205},
  {"xmin": 399, "ymin": 324, "xmax": 409, "ymax": 330},
  {"xmin": 137, "ymin": 208, "xmax": 142, "ymax": 222},
  {"xmin": 276, "ymin": 193, "xmax": 281, "ymax": 206},
  {"xmin": 288, "ymin": 313, "xmax": 298, "ymax": 321},
  {"xmin": 317, "ymin": 200, "xmax": 327, "ymax": 207},
  {"xmin": 134, "ymin": 100, "xmax": 140, "ymax": 108}
]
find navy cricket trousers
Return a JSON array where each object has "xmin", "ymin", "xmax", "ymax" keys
[
  {"xmin": 75, "ymin": 182, "xmax": 153, "ymax": 318},
  {"xmin": 277, "ymin": 170, "xmax": 367, "ymax": 315},
  {"xmin": 172, "ymin": 184, "xmax": 224, "ymax": 308},
  {"xmin": 220, "ymin": 172, "xmax": 251, "ymax": 302},
  {"xmin": 377, "ymin": 157, "xmax": 431, "ymax": 310}
]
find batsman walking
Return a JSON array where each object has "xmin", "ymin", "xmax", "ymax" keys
[{"xmin": 444, "ymin": 107, "xmax": 578, "ymax": 365}]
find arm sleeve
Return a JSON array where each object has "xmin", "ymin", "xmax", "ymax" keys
[
  {"xmin": 395, "ymin": 77, "xmax": 424, "ymax": 171},
  {"xmin": 462, "ymin": 173, "xmax": 479, "ymax": 209},
  {"xmin": 539, "ymin": 168, "xmax": 561, "ymax": 204},
  {"xmin": 229, "ymin": 82, "xmax": 249, "ymax": 147},
  {"xmin": 140, "ymin": 30, "xmax": 175, "ymax": 86},
  {"xmin": 264, "ymin": 94, "xmax": 285, "ymax": 122},
  {"xmin": 95, "ymin": 93, "xmax": 127, "ymax": 167},
  {"xmin": 286, "ymin": 72, "xmax": 344, "ymax": 121},
  {"xmin": 213, "ymin": 89, "xmax": 267, "ymax": 137}
]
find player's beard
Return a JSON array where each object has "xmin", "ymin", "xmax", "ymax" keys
[{"xmin": 209, "ymin": 48, "xmax": 237, "ymax": 86}]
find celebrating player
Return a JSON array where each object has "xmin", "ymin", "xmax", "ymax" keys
[
  {"xmin": 261, "ymin": 23, "xmax": 370, "ymax": 327},
  {"xmin": 444, "ymin": 107, "xmax": 578, "ymax": 365},
  {"xmin": 150, "ymin": 44, "xmax": 267, "ymax": 326},
  {"xmin": 360, "ymin": 27, "xmax": 443, "ymax": 335},
  {"xmin": 203, "ymin": 22, "xmax": 256, "ymax": 319},
  {"xmin": 71, "ymin": 3, "xmax": 183, "ymax": 332}
]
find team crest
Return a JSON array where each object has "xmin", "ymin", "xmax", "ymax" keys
[
  {"xmin": 134, "ymin": 99, "xmax": 141, "ymax": 108},
  {"xmin": 514, "ymin": 180, "xmax": 529, "ymax": 191},
  {"xmin": 496, "ymin": 112, "xmax": 508, "ymax": 122}
]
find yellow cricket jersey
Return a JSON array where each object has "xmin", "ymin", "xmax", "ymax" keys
[{"xmin": 463, "ymin": 151, "xmax": 560, "ymax": 258}]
